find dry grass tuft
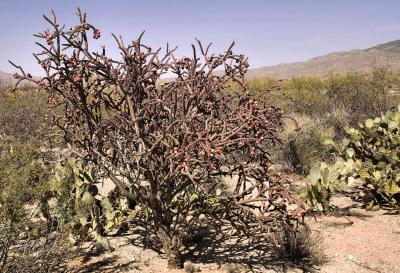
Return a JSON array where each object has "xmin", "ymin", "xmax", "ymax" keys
[
  {"xmin": 271, "ymin": 225, "xmax": 327, "ymax": 272},
  {"xmin": 184, "ymin": 261, "xmax": 200, "ymax": 273}
]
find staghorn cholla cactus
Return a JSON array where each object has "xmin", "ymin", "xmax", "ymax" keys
[{"xmin": 11, "ymin": 9, "xmax": 305, "ymax": 267}]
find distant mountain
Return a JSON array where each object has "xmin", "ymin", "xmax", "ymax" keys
[
  {"xmin": 0, "ymin": 71, "xmax": 38, "ymax": 87},
  {"xmin": 247, "ymin": 39, "xmax": 400, "ymax": 79},
  {"xmin": 0, "ymin": 71, "xmax": 13, "ymax": 86}
]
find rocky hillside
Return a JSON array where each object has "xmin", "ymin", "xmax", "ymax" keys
[
  {"xmin": 0, "ymin": 71, "xmax": 13, "ymax": 86},
  {"xmin": 247, "ymin": 39, "xmax": 400, "ymax": 78},
  {"xmin": 0, "ymin": 71, "xmax": 38, "ymax": 87}
]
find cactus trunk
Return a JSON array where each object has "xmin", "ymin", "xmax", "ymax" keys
[{"xmin": 158, "ymin": 226, "xmax": 182, "ymax": 268}]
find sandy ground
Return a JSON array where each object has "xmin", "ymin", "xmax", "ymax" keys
[
  {"xmin": 64, "ymin": 175, "xmax": 400, "ymax": 273},
  {"xmin": 308, "ymin": 208, "xmax": 400, "ymax": 273},
  {"xmin": 66, "ymin": 195, "xmax": 400, "ymax": 273}
]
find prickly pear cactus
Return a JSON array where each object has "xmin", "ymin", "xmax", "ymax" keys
[
  {"xmin": 306, "ymin": 160, "xmax": 351, "ymax": 211},
  {"xmin": 342, "ymin": 107, "xmax": 400, "ymax": 209},
  {"xmin": 51, "ymin": 162, "xmax": 130, "ymax": 249},
  {"xmin": 306, "ymin": 106, "xmax": 400, "ymax": 211}
]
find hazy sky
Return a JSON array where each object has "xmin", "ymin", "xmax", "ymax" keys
[{"xmin": 1, "ymin": 0, "xmax": 400, "ymax": 74}]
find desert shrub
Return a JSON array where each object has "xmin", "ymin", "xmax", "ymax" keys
[
  {"xmin": 276, "ymin": 116, "xmax": 335, "ymax": 174},
  {"xmin": 306, "ymin": 106, "xmax": 400, "ymax": 211},
  {"xmin": 0, "ymin": 231, "xmax": 71, "ymax": 273},
  {"xmin": 0, "ymin": 139, "xmax": 52, "ymax": 226},
  {"xmin": 370, "ymin": 67, "xmax": 394, "ymax": 107},
  {"xmin": 283, "ymin": 70, "xmax": 399, "ymax": 125},
  {"xmin": 325, "ymin": 72, "xmax": 387, "ymax": 127},
  {"xmin": 0, "ymin": 138, "xmax": 67, "ymax": 271},
  {"xmin": 0, "ymin": 86, "xmax": 71, "ymax": 270},
  {"xmin": 0, "ymin": 88, "xmax": 48, "ymax": 141},
  {"xmin": 0, "ymin": 85, "xmax": 54, "ymax": 227},
  {"xmin": 247, "ymin": 77, "xmax": 282, "ymax": 102},
  {"xmin": 269, "ymin": 70, "xmax": 400, "ymax": 138},
  {"xmin": 281, "ymin": 76, "xmax": 327, "ymax": 117},
  {"xmin": 247, "ymin": 77, "xmax": 279, "ymax": 93},
  {"xmin": 264, "ymin": 70, "xmax": 400, "ymax": 176},
  {"xmin": 322, "ymin": 106, "xmax": 350, "ymax": 140},
  {"xmin": 12, "ymin": 9, "xmax": 305, "ymax": 268}
]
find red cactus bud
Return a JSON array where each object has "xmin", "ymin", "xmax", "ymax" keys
[
  {"xmin": 73, "ymin": 73, "xmax": 82, "ymax": 83},
  {"xmin": 93, "ymin": 29, "xmax": 101, "ymax": 39},
  {"xmin": 45, "ymin": 30, "xmax": 54, "ymax": 45},
  {"xmin": 12, "ymin": 73, "xmax": 19, "ymax": 79}
]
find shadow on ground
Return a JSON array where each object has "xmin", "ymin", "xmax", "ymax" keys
[
  {"xmin": 126, "ymin": 221, "xmax": 307, "ymax": 272},
  {"xmin": 181, "ymin": 225, "xmax": 283, "ymax": 272},
  {"xmin": 65, "ymin": 220, "xmax": 325, "ymax": 273},
  {"xmin": 73, "ymin": 256, "xmax": 137, "ymax": 273}
]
